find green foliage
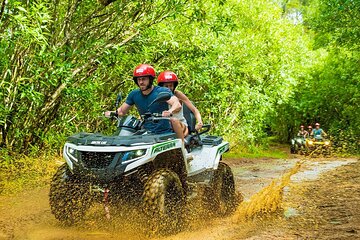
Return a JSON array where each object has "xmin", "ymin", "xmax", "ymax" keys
[
  {"xmin": 224, "ymin": 137, "xmax": 288, "ymax": 159},
  {"xmin": 0, "ymin": 0, "xmax": 191, "ymax": 152},
  {"xmin": 0, "ymin": 0, "xmax": 359, "ymax": 195},
  {"xmin": 305, "ymin": 0, "xmax": 360, "ymax": 48},
  {"xmin": 0, "ymin": 0, "xmax": 357, "ymax": 159},
  {"xmin": 271, "ymin": 0, "xmax": 359, "ymax": 154},
  {"xmin": 121, "ymin": 0, "xmax": 312, "ymax": 146}
]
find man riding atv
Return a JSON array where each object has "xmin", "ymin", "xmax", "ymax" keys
[
  {"xmin": 305, "ymin": 123, "xmax": 330, "ymax": 156},
  {"xmin": 49, "ymin": 64, "xmax": 238, "ymax": 235},
  {"xmin": 105, "ymin": 64, "xmax": 182, "ymax": 135},
  {"xmin": 310, "ymin": 122, "xmax": 327, "ymax": 139}
]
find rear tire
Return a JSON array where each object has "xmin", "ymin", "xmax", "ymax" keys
[
  {"xmin": 204, "ymin": 162, "xmax": 238, "ymax": 216},
  {"xmin": 143, "ymin": 169, "xmax": 185, "ymax": 235},
  {"xmin": 49, "ymin": 164, "xmax": 92, "ymax": 225}
]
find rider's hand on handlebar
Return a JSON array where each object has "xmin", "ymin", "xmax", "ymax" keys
[
  {"xmin": 162, "ymin": 111, "xmax": 172, "ymax": 117},
  {"xmin": 195, "ymin": 122, "xmax": 203, "ymax": 131},
  {"xmin": 104, "ymin": 111, "xmax": 117, "ymax": 118},
  {"xmin": 104, "ymin": 111, "xmax": 111, "ymax": 118}
]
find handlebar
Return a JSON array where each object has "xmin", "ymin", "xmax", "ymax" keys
[
  {"xmin": 105, "ymin": 111, "xmax": 172, "ymax": 121},
  {"xmin": 109, "ymin": 111, "xmax": 118, "ymax": 117},
  {"xmin": 141, "ymin": 112, "xmax": 173, "ymax": 122},
  {"xmin": 150, "ymin": 113, "xmax": 163, "ymax": 117},
  {"xmin": 198, "ymin": 124, "xmax": 211, "ymax": 135}
]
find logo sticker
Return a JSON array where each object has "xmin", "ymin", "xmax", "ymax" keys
[
  {"xmin": 151, "ymin": 141, "xmax": 177, "ymax": 154},
  {"xmin": 91, "ymin": 141, "xmax": 107, "ymax": 145}
]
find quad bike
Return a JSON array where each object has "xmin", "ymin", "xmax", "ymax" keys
[
  {"xmin": 290, "ymin": 136, "xmax": 306, "ymax": 154},
  {"xmin": 49, "ymin": 92, "xmax": 238, "ymax": 235},
  {"xmin": 304, "ymin": 135, "xmax": 331, "ymax": 157}
]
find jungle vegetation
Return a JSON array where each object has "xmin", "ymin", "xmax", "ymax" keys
[{"xmin": 0, "ymin": 0, "xmax": 359, "ymax": 157}]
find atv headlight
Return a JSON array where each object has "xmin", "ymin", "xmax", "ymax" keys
[
  {"xmin": 308, "ymin": 140, "xmax": 313, "ymax": 145},
  {"xmin": 121, "ymin": 149, "xmax": 147, "ymax": 162},
  {"xmin": 324, "ymin": 141, "xmax": 330, "ymax": 145},
  {"xmin": 67, "ymin": 147, "xmax": 80, "ymax": 162}
]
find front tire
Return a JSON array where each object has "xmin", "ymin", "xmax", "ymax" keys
[
  {"xmin": 204, "ymin": 162, "xmax": 238, "ymax": 216},
  {"xmin": 49, "ymin": 164, "xmax": 92, "ymax": 225},
  {"xmin": 142, "ymin": 169, "xmax": 185, "ymax": 235},
  {"xmin": 290, "ymin": 145, "xmax": 296, "ymax": 154}
]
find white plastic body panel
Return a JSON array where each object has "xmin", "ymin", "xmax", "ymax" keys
[{"xmin": 186, "ymin": 141, "xmax": 229, "ymax": 176}]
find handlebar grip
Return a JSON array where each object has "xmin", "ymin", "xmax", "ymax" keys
[{"xmin": 110, "ymin": 111, "xmax": 118, "ymax": 117}]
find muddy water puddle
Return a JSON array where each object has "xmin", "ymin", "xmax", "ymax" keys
[
  {"xmin": 0, "ymin": 157, "xmax": 357, "ymax": 240},
  {"xmin": 230, "ymin": 158, "xmax": 297, "ymax": 200},
  {"xmin": 290, "ymin": 158, "xmax": 357, "ymax": 182}
]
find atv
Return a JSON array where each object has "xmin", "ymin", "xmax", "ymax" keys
[
  {"xmin": 290, "ymin": 136, "xmax": 306, "ymax": 154},
  {"xmin": 49, "ymin": 92, "xmax": 238, "ymax": 235},
  {"xmin": 304, "ymin": 135, "xmax": 331, "ymax": 157}
]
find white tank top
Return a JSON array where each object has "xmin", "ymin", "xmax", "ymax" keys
[{"xmin": 170, "ymin": 104, "xmax": 188, "ymax": 126}]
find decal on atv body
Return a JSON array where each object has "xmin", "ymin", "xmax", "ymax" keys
[
  {"xmin": 216, "ymin": 144, "xmax": 228, "ymax": 158},
  {"xmin": 151, "ymin": 140, "xmax": 177, "ymax": 154}
]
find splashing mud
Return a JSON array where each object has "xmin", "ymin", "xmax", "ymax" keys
[
  {"xmin": 2, "ymin": 157, "xmax": 358, "ymax": 240},
  {"xmin": 232, "ymin": 161, "xmax": 302, "ymax": 221}
]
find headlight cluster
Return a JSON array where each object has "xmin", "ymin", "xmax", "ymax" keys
[
  {"xmin": 308, "ymin": 140, "xmax": 314, "ymax": 145},
  {"xmin": 324, "ymin": 141, "xmax": 330, "ymax": 145},
  {"xmin": 121, "ymin": 149, "xmax": 147, "ymax": 161},
  {"xmin": 67, "ymin": 147, "xmax": 80, "ymax": 162},
  {"xmin": 66, "ymin": 146, "xmax": 147, "ymax": 163}
]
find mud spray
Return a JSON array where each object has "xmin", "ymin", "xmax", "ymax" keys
[{"xmin": 232, "ymin": 161, "xmax": 302, "ymax": 222}]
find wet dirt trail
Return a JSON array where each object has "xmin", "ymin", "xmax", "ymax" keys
[{"xmin": 0, "ymin": 156, "xmax": 359, "ymax": 240}]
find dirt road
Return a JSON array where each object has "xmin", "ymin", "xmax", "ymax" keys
[{"xmin": 0, "ymin": 156, "xmax": 359, "ymax": 240}]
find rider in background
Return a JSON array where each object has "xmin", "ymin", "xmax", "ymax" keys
[
  {"xmin": 307, "ymin": 125, "xmax": 313, "ymax": 137},
  {"xmin": 297, "ymin": 125, "xmax": 309, "ymax": 138},
  {"xmin": 157, "ymin": 70, "xmax": 203, "ymax": 141},
  {"xmin": 311, "ymin": 123, "xmax": 327, "ymax": 139},
  {"xmin": 105, "ymin": 64, "xmax": 181, "ymax": 134}
]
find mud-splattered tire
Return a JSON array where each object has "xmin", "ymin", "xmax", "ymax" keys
[
  {"xmin": 290, "ymin": 145, "xmax": 296, "ymax": 154},
  {"xmin": 323, "ymin": 146, "xmax": 332, "ymax": 157},
  {"xmin": 143, "ymin": 169, "xmax": 185, "ymax": 235},
  {"xmin": 204, "ymin": 162, "xmax": 238, "ymax": 216},
  {"xmin": 299, "ymin": 145, "xmax": 305, "ymax": 155},
  {"xmin": 49, "ymin": 164, "xmax": 92, "ymax": 225}
]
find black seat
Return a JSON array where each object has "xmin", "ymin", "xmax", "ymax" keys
[
  {"xmin": 182, "ymin": 103, "xmax": 211, "ymax": 152},
  {"xmin": 182, "ymin": 103, "xmax": 196, "ymax": 134},
  {"xmin": 182, "ymin": 103, "xmax": 202, "ymax": 152}
]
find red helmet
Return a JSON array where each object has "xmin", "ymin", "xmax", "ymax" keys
[
  {"xmin": 300, "ymin": 125, "xmax": 304, "ymax": 128},
  {"xmin": 157, "ymin": 71, "xmax": 178, "ymax": 89},
  {"xmin": 133, "ymin": 64, "xmax": 156, "ymax": 85},
  {"xmin": 315, "ymin": 123, "xmax": 320, "ymax": 126},
  {"xmin": 308, "ymin": 125, "xmax": 313, "ymax": 129}
]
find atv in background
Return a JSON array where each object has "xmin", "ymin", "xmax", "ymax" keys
[
  {"xmin": 290, "ymin": 136, "xmax": 306, "ymax": 154},
  {"xmin": 49, "ymin": 92, "xmax": 239, "ymax": 235},
  {"xmin": 305, "ymin": 135, "xmax": 331, "ymax": 157}
]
